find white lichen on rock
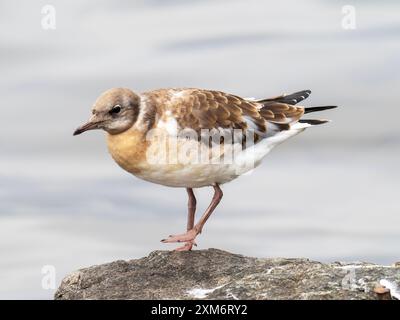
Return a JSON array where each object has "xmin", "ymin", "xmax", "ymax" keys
[
  {"xmin": 187, "ymin": 285, "xmax": 225, "ymax": 299},
  {"xmin": 380, "ymin": 279, "xmax": 400, "ymax": 300}
]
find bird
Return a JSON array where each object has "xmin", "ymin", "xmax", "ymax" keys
[{"xmin": 74, "ymin": 87, "xmax": 336, "ymax": 251}]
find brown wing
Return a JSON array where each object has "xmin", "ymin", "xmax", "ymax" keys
[
  {"xmin": 259, "ymin": 101, "xmax": 304, "ymax": 124},
  {"xmin": 257, "ymin": 90, "xmax": 309, "ymax": 124},
  {"xmin": 142, "ymin": 88, "xmax": 306, "ymax": 143},
  {"xmin": 171, "ymin": 89, "xmax": 266, "ymax": 133},
  {"xmin": 169, "ymin": 88, "xmax": 305, "ymax": 133}
]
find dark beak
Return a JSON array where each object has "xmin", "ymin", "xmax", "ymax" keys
[{"xmin": 73, "ymin": 121, "xmax": 101, "ymax": 136}]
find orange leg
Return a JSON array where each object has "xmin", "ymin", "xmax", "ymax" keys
[
  {"xmin": 162, "ymin": 184, "xmax": 223, "ymax": 250},
  {"xmin": 173, "ymin": 188, "xmax": 197, "ymax": 251}
]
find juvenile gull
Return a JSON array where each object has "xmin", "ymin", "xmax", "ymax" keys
[{"xmin": 74, "ymin": 87, "xmax": 336, "ymax": 251}]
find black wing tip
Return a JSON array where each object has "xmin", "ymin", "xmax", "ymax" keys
[
  {"xmin": 304, "ymin": 105, "xmax": 338, "ymax": 114},
  {"xmin": 295, "ymin": 89, "xmax": 311, "ymax": 94},
  {"xmin": 299, "ymin": 119, "xmax": 331, "ymax": 125},
  {"xmin": 258, "ymin": 89, "xmax": 312, "ymax": 105},
  {"xmin": 275, "ymin": 89, "xmax": 312, "ymax": 105}
]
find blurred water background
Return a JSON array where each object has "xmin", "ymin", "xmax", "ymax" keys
[{"xmin": 0, "ymin": 0, "xmax": 399, "ymax": 299}]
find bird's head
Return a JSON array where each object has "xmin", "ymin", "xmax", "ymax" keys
[{"xmin": 73, "ymin": 88, "xmax": 140, "ymax": 136}]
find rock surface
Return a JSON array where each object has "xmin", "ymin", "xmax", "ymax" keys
[{"xmin": 55, "ymin": 248, "xmax": 400, "ymax": 300}]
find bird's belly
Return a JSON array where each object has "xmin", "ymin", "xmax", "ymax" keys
[
  {"xmin": 106, "ymin": 127, "xmax": 298, "ymax": 188},
  {"xmin": 107, "ymin": 129, "xmax": 258, "ymax": 188},
  {"xmin": 135, "ymin": 134, "xmax": 266, "ymax": 188},
  {"xmin": 134, "ymin": 163, "xmax": 241, "ymax": 188}
]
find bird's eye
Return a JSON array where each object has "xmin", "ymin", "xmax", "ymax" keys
[{"xmin": 110, "ymin": 105, "xmax": 121, "ymax": 115}]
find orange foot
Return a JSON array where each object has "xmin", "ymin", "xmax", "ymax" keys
[
  {"xmin": 161, "ymin": 228, "xmax": 199, "ymax": 251},
  {"xmin": 174, "ymin": 240, "xmax": 197, "ymax": 251}
]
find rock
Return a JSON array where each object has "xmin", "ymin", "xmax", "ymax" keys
[{"xmin": 55, "ymin": 248, "xmax": 400, "ymax": 300}]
